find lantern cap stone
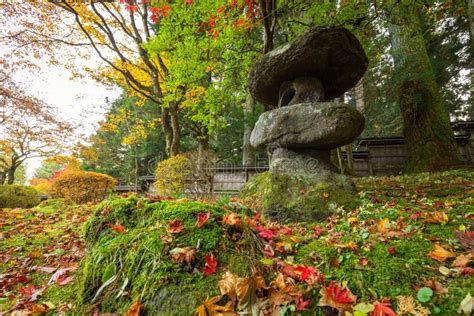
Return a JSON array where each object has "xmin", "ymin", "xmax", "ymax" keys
[{"xmin": 248, "ymin": 26, "xmax": 368, "ymax": 109}]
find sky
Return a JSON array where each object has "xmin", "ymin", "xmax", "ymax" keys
[{"xmin": 14, "ymin": 64, "xmax": 122, "ymax": 178}]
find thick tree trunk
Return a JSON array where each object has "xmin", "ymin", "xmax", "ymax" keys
[
  {"xmin": 0, "ymin": 171, "xmax": 6, "ymax": 185},
  {"xmin": 242, "ymin": 94, "xmax": 255, "ymax": 166},
  {"xmin": 388, "ymin": 3, "xmax": 462, "ymax": 173},
  {"xmin": 6, "ymin": 167, "xmax": 16, "ymax": 184}
]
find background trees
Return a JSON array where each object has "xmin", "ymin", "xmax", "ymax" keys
[{"xmin": 3, "ymin": 0, "xmax": 473, "ymax": 179}]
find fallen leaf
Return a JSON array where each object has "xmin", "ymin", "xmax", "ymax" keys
[
  {"xmin": 280, "ymin": 226, "xmax": 293, "ymax": 235},
  {"xmin": 428, "ymin": 244, "xmax": 456, "ymax": 262},
  {"xmin": 458, "ymin": 293, "xmax": 473, "ymax": 315},
  {"xmin": 255, "ymin": 225, "xmax": 278, "ymax": 240},
  {"xmin": 377, "ymin": 218, "xmax": 390, "ymax": 233},
  {"xmin": 170, "ymin": 247, "xmax": 196, "ymax": 265},
  {"xmin": 126, "ymin": 300, "xmax": 141, "ymax": 316},
  {"xmin": 388, "ymin": 246, "xmax": 396, "ymax": 255},
  {"xmin": 455, "ymin": 230, "xmax": 474, "ymax": 251},
  {"xmin": 318, "ymin": 282, "xmax": 357, "ymax": 313},
  {"xmin": 196, "ymin": 296, "xmax": 235, "ymax": 316},
  {"xmin": 372, "ymin": 302, "xmax": 396, "ymax": 316},
  {"xmin": 223, "ymin": 212, "xmax": 241, "ymax": 226},
  {"xmin": 202, "ymin": 254, "xmax": 217, "ymax": 275},
  {"xmin": 275, "ymin": 242, "xmax": 293, "ymax": 254},
  {"xmin": 452, "ymin": 253, "xmax": 473, "ymax": 268},
  {"xmin": 218, "ymin": 271, "xmax": 239, "ymax": 302},
  {"xmin": 195, "ymin": 211, "xmax": 211, "ymax": 228},
  {"xmin": 167, "ymin": 219, "xmax": 184, "ymax": 234},
  {"xmin": 294, "ymin": 265, "xmax": 324, "ymax": 284},
  {"xmin": 424, "ymin": 211, "xmax": 448, "ymax": 224},
  {"xmin": 425, "ymin": 279, "xmax": 448, "ymax": 295},
  {"xmin": 295, "ymin": 295, "xmax": 311, "ymax": 311}
]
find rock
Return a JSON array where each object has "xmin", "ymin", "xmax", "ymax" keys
[
  {"xmin": 241, "ymin": 171, "xmax": 359, "ymax": 223},
  {"xmin": 250, "ymin": 102, "xmax": 365, "ymax": 150},
  {"xmin": 278, "ymin": 77, "xmax": 325, "ymax": 107},
  {"xmin": 249, "ymin": 26, "xmax": 368, "ymax": 109}
]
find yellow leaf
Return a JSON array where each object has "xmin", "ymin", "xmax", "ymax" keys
[
  {"xmin": 348, "ymin": 217, "xmax": 358, "ymax": 224},
  {"xmin": 424, "ymin": 211, "xmax": 449, "ymax": 224},
  {"xmin": 377, "ymin": 218, "xmax": 389, "ymax": 233},
  {"xmin": 428, "ymin": 244, "xmax": 456, "ymax": 262}
]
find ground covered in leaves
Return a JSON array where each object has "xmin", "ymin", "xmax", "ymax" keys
[{"xmin": 1, "ymin": 169, "xmax": 473, "ymax": 315}]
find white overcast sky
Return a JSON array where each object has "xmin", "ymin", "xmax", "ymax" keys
[{"xmin": 3, "ymin": 50, "xmax": 122, "ymax": 177}]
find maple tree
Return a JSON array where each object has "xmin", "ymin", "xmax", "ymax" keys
[{"xmin": 0, "ymin": 68, "xmax": 73, "ymax": 184}]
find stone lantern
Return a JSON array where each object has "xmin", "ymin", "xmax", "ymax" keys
[{"xmin": 242, "ymin": 26, "xmax": 368, "ymax": 223}]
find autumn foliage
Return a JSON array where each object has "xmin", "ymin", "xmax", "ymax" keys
[
  {"xmin": 154, "ymin": 154, "xmax": 191, "ymax": 196},
  {"xmin": 0, "ymin": 185, "xmax": 41, "ymax": 208},
  {"xmin": 49, "ymin": 171, "xmax": 117, "ymax": 204}
]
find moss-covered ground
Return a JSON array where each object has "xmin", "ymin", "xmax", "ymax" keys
[{"xmin": 1, "ymin": 169, "xmax": 473, "ymax": 315}]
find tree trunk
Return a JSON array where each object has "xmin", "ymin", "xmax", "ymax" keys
[
  {"xmin": 0, "ymin": 171, "xmax": 6, "ymax": 185},
  {"xmin": 161, "ymin": 106, "xmax": 173, "ymax": 157},
  {"xmin": 242, "ymin": 94, "xmax": 255, "ymax": 166},
  {"xmin": 354, "ymin": 78, "xmax": 365, "ymax": 115},
  {"xmin": 468, "ymin": 0, "xmax": 474, "ymax": 58},
  {"xmin": 169, "ymin": 104, "xmax": 180, "ymax": 157},
  {"xmin": 388, "ymin": 3, "xmax": 462, "ymax": 173},
  {"xmin": 6, "ymin": 166, "xmax": 16, "ymax": 184}
]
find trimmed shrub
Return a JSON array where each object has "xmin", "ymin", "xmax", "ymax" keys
[
  {"xmin": 0, "ymin": 185, "xmax": 41, "ymax": 208},
  {"xmin": 49, "ymin": 171, "xmax": 117, "ymax": 204},
  {"xmin": 155, "ymin": 154, "xmax": 192, "ymax": 196}
]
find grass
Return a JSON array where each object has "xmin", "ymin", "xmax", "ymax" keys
[{"xmin": 0, "ymin": 168, "xmax": 473, "ymax": 315}]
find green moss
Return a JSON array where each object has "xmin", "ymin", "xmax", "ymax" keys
[
  {"xmin": 241, "ymin": 172, "xmax": 359, "ymax": 223},
  {"xmin": 74, "ymin": 197, "xmax": 258, "ymax": 314}
]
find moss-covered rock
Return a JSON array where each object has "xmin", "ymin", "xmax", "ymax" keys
[
  {"xmin": 75, "ymin": 196, "xmax": 260, "ymax": 315},
  {"xmin": 241, "ymin": 171, "xmax": 359, "ymax": 223}
]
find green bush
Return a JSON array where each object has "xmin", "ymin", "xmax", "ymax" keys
[
  {"xmin": 49, "ymin": 171, "xmax": 117, "ymax": 204},
  {"xmin": 0, "ymin": 185, "xmax": 41, "ymax": 208}
]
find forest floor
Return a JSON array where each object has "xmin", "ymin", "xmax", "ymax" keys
[{"xmin": 0, "ymin": 169, "xmax": 473, "ymax": 315}]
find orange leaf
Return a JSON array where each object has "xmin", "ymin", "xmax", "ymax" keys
[
  {"xmin": 196, "ymin": 296, "xmax": 236, "ymax": 316},
  {"xmin": 428, "ymin": 244, "xmax": 456, "ymax": 262},
  {"xmin": 223, "ymin": 212, "xmax": 241, "ymax": 226},
  {"xmin": 424, "ymin": 211, "xmax": 449, "ymax": 224},
  {"xmin": 452, "ymin": 253, "xmax": 473, "ymax": 268},
  {"xmin": 126, "ymin": 300, "xmax": 141, "ymax": 316}
]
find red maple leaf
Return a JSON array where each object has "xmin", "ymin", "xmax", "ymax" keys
[
  {"xmin": 294, "ymin": 265, "xmax": 324, "ymax": 284},
  {"xmin": 202, "ymin": 254, "xmax": 217, "ymax": 275},
  {"xmin": 433, "ymin": 201, "xmax": 444, "ymax": 209},
  {"xmin": 184, "ymin": 0, "xmax": 193, "ymax": 4},
  {"xmin": 168, "ymin": 219, "xmax": 184, "ymax": 234},
  {"xmin": 388, "ymin": 246, "xmax": 396, "ymax": 255},
  {"xmin": 312, "ymin": 225, "xmax": 325, "ymax": 237},
  {"xmin": 280, "ymin": 226, "xmax": 293, "ymax": 235},
  {"xmin": 195, "ymin": 211, "xmax": 211, "ymax": 228},
  {"xmin": 409, "ymin": 211, "xmax": 421, "ymax": 220},
  {"xmin": 255, "ymin": 225, "xmax": 278, "ymax": 240},
  {"xmin": 19, "ymin": 283, "xmax": 36, "ymax": 299},
  {"xmin": 108, "ymin": 223, "xmax": 125, "ymax": 233},
  {"xmin": 372, "ymin": 302, "xmax": 397, "ymax": 316},
  {"xmin": 295, "ymin": 295, "xmax": 311, "ymax": 311}
]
